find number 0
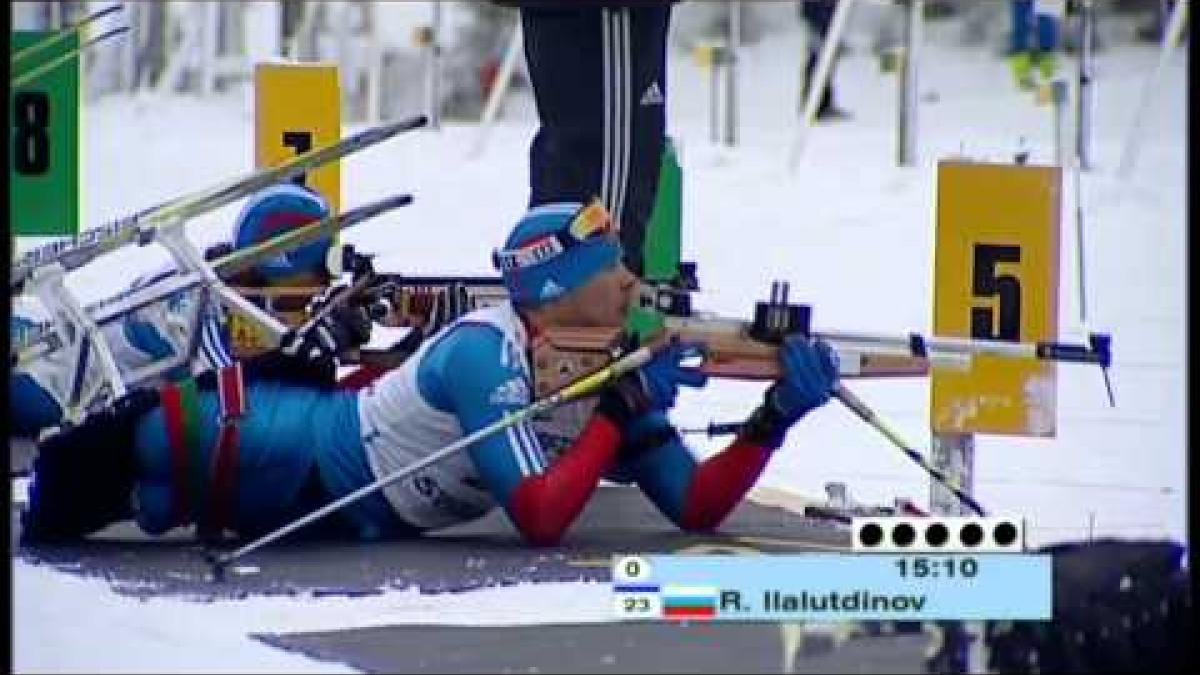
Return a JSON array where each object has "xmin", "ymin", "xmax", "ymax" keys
[{"xmin": 624, "ymin": 559, "xmax": 641, "ymax": 577}]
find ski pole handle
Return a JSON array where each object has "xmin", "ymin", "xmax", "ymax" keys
[{"xmin": 555, "ymin": 346, "xmax": 655, "ymax": 404}]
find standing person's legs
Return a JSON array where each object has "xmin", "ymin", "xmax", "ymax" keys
[
  {"xmin": 1011, "ymin": 0, "xmax": 1034, "ymax": 53},
  {"xmin": 521, "ymin": 5, "xmax": 671, "ymax": 277},
  {"xmin": 1009, "ymin": 0, "xmax": 1037, "ymax": 87},
  {"xmin": 616, "ymin": 4, "xmax": 670, "ymax": 278},
  {"xmin": 522, "ymin": 8, "xmax": 605, "ymax": 210},
  {"xmin": 1036, "ymin": 7, "xmax": 1061, "ymax": 51}
]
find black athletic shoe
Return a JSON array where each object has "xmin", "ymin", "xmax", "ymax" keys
[{"xmin": 19, "ymin": 393, "xmax": 154, "ymax": 544}]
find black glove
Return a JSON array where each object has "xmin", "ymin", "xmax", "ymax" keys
[
  {"xmin": 595, "ymin": 337, "xmax": 708, "ymax": 427},
  {"xmin": 280, "ymin": 284, "xmax": 373, "ymax": 361}
]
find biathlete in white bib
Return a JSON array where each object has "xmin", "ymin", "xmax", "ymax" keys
[{"xmin": 20, "ymin": 200, "xmax": 840, "ymax": 546}]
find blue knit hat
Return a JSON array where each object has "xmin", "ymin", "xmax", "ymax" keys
[
  {"xmin": 495, "ymin": 201, "xmax": 623, "ymax": 307},
  {"xmin": 232, "ymin": 183, "xmax": 331, "ymax": 282}
]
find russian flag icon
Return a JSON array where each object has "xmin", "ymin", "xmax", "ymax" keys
[{"xmin": 662, "ymin": 585, "xmax": 719, "ymax": 620}]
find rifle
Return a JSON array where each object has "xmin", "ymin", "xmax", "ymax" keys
[
  {"xmin": 326, "ymin": 271, "xmax": 1114, "ymax": 518},
  {"xmin": 530, "ymin": 280, "xmax": 1112, "ymax": 400},
  {"xmin": 268, "ymin": 270, "xmax": 1111, "ymax": 400}
]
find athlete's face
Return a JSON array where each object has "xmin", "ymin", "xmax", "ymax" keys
[{"xmin": 559, "ymin": 261, "xmax": 639, "ymax": 326}]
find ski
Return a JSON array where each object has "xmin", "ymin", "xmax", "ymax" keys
[
  {"xmin": 11, "ymin": 114, "xmax": 428, "ymax": 294},
  {"xmin": 13, "ymin": 25, "xmax": 130, "ymax": 88},
  {"xmin": 213, "ymin": 193, "xmax": 412, "ymax": 278},
  {"xmin": 10, "ymin": 3, "xmax": 122, "ymax": 65},
  {"xmin": 12, "ymin": 193, "xmax": 414, "ymax": 367}
]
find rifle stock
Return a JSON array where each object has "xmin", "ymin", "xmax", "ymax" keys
[{"xmin": 529, "ymin": 320, "xmax": 940, "ymax": 398}]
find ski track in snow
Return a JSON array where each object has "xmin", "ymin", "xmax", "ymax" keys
[{"xmin": 12, "ymin": 13, "xmax": 1187, "ymax": 673}]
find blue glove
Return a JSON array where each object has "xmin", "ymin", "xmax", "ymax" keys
[
  {"xmin": 769, "ymin": 336, "xmax": 840, "ymax": 423},
  {"xmin": 638, "ymin": 338, "xmax": 709, "ymax": 410},
  {"xmin": 597, "ymin": 338, "xmax": 708, "ymax": 425}
]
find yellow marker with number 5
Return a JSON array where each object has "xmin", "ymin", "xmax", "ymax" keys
[{"xmin": 930, "ymin": 160, "xmax": 1061, "ymax": 437}]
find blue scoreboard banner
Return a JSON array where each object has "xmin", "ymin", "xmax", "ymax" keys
[{"xmin": 612, "ymin": 554, "xmax": 1052, "ymax": 622}]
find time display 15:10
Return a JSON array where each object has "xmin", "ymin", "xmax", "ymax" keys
[{"xmin": 895, "ymin": 557, "xmax": 980, "ymax": 579}]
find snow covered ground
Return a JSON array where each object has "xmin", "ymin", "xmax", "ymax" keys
[{"xmin": 13, "ymin": 10, "xmax": 1187, "ymax": 673}]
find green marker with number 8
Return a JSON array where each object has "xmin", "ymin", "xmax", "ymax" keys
[{"xmin": 11, "ymin": 30, "xmax": 80, "ymax": 238}]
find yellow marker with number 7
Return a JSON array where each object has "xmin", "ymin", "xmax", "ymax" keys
[{"xmin": 254, "ymin": 62, "xmax": 341, "ymax": 214}]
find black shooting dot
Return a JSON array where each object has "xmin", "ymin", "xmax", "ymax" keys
[
  {"xmin": 859, "ymin": 523, "xmax": 884, "ymax": 547},
  {"xmin": 925, "ymin": 522, "xmax": 950, "ymax": 547},
  {"xmin": 892, "ymin": 523, "xmax": 916, "ymax": 547},
  {"xmin": 993, "ymin": 521, "xmax": 1019, "ymax": 547},
  {"xmin": 960, "ymin": 523, "xmax": 985, "ymax": 547}
]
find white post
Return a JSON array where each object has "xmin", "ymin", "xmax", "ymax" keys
[
  {"xmin": 119, "ymin": 1, "xmax": 138, "ymax": 91},
  {"xmin": 155, "ymin": 2, "xmax": 190, "ymax": 95},
  {"xmin": 12, "ymin": 1, "xmax": 46, "ymax": 29},
  {"xmin": 1117, "ymin": 0, "xmax": 1188, "ymax": 177},
  {"xmin": 709, "ymin": 45, "xmax": 720, "ymax": 144},
  {"xmin": 1052, "ymin": 79, "xmax": 1068, "ymax": 167},
  {"xmin": 200, "ymin": 1, "xmax": 220, "ymax": 96},
  {"xmin": 897, "ymin": 0, "xmax": 922, "ymax": 167},
  {"xmin": 725, "ymin": 1, "xmax": 740, "ymax": 147},
  {"xmin": 787, "ymin": 0, "xmax": 858, "ymax": 171},
  {"xmin": 425, "ymin": 0, "xmax": 444, "ymax": 130},
  {"xmin": 243, "ymin": 1, "xmax": 282, "ymax": 63},
  {"xmin": 1073, "ymin": 155, "xmax": 1090, "ymax": 324},
  {"xmin": 49, "ymin": 0, "xmax": 63, "ymax": 29},
  {"xmin": 286, "ymin": 1, "xmax": 314, "ymax": 59},
  {"xmin": 365, "ymin": 2, "xmax": 383, "ymax": 124},
  {"xmin": 469, "ymin": 22, "xmax": 524, "ymax": 158},
  {"xmin": 1075, "ymin": 0, "xmax": 1095, "ymax": 170},
  {"xmin": 929, "ymin": 433, "xmax": 976, "ymax": 517},
  {"xmin": 930, "ymin": 431, "xmax": 984, "ymax": 673},
  {"xmin": 337, "ymin": 2, "xmax": 355, "ymax": 103}
]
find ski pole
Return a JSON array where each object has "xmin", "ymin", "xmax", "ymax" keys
[
  {"xmin": 13, "ymin": 26, "xmax": 130, "ymax": 88},
  {"xmin": 11, "ymin": 3, "xmax": 122, "ymax": 65},
  {"xmin": 205, "ymin": 344, "xmax": 657, "ymax": 580},
  {"xmin": 832, "ymin": 384, "xmax": 988, "ymax": 516},
  {"xmin": 681, "ymin": 390, "xmax": 988, "ymax": 516},
  {"xmin": 679, "ymin": 421, "xmax": 743, "ymax": 437}
]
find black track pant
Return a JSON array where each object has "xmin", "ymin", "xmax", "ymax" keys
[{"xmin": 520, "ymin": 4, "xmax": 672, "ymax": 277}]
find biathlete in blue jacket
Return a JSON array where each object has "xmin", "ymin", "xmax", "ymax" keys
[{"xmin": 20, "ymin": 200, "xmax": 840, "ymax": 546}]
